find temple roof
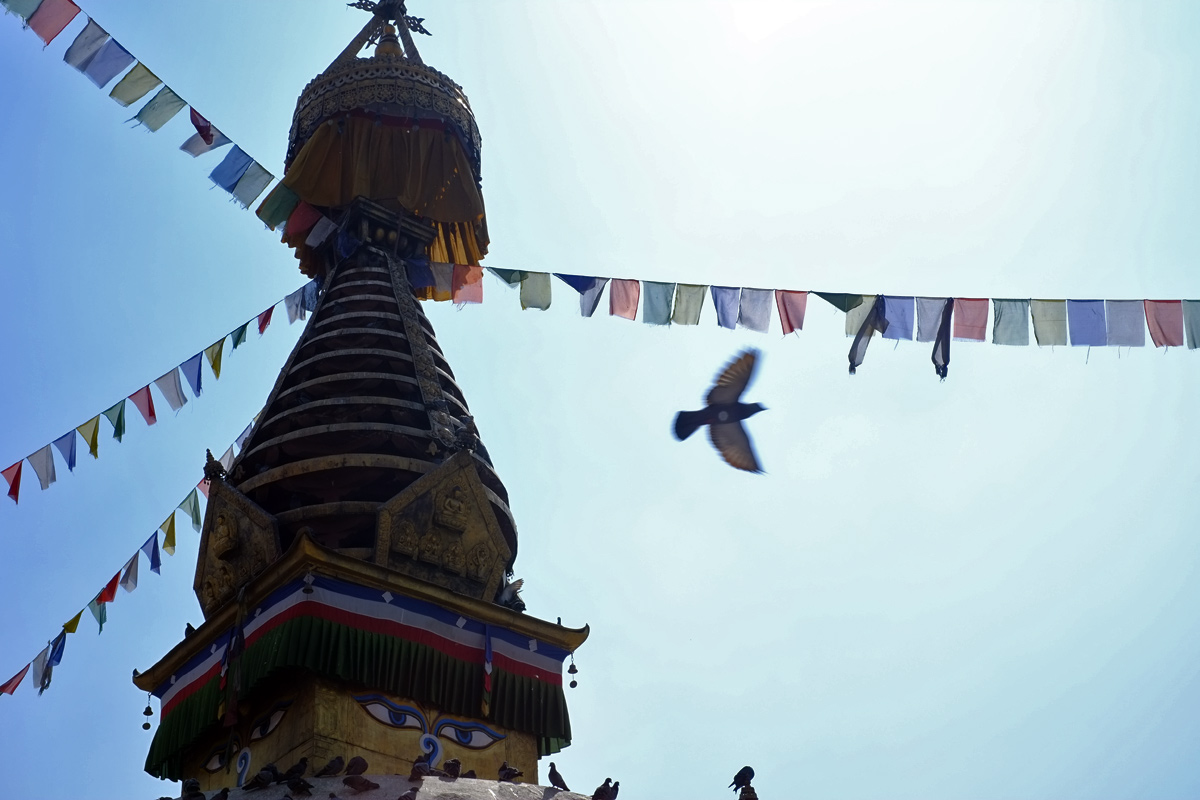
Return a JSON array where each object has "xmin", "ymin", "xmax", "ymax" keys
[{"xmin": 154, "ymin": 775, "xmax": 594, "ymax": 800}]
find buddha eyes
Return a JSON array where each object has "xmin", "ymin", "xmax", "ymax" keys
[
  {"xmin": 203, "ymin": 748, "xmax": 228, "ymax": 773},
  {"xmin": 355, "ymin": 694, "xmax": 427, "ymax": 731},
  {"xmin": 434, "ymin": 719, "xmax": 505, "ymax": 750},
  {"xmin": 249, "ymin": 702, "xmax": 292, "ymax": 742}
]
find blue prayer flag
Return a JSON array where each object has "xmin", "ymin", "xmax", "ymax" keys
[
  {"xmin": 209, "ymin": 146, "xmax": 253, "ymax": 193},
  {"xmin": 47, "ymin": 631, "xmax": 66, "ymax": 669},
  {"xmin": 302, "ymin": 278, "xmax": 321, "ymax": 312},
  {"xmin": 180, "ymin": 353, "xmax": 203, "ymax": 397},
  {"xmin": 554, "ymin": 274, "xmax": 609, "ymax": 317},
  {"xmin": 407, "ymin": 259, "xmax": 435, "ymax": 290},
  {"xmin": 711, "ymin": 286, "xmax": 740, "ymax": 330},
  {"xmin": 141, "ymin": 532, "xmax": 161, "ymax": 575},
  {"xmin": 881, "ymin": 295, "xmax": 915, "ymax": 340},
  {"xmin": 1067, "ymin": 299, "xmax": 1107, "ymax": 346},
  {"xmin": 52, "ymin": 431, "xmax": 76, "ymax": 472},
  {"xmin": 83, "ymin": 38, "xmax": 134, "ymax": 88}
]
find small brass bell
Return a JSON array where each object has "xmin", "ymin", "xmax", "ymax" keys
[
  {"xmin": 567, "ymin": 664, "xmax": 578, "ymax": 675},
  {"xmin": 143, "ymin": 702, "xmax": 153, "ymax": 729}
]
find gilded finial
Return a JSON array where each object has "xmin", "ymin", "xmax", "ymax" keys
[{"xmin": 375, "ymin": 23, "xmax": 404, "ymax": 56}]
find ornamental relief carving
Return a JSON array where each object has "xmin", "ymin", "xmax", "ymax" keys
[{"xmin": 193, "ymin": 482, "xmax": 281, "ymax": 619}]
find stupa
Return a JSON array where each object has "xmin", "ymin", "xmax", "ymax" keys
[{"xmin": 132, "ymin": 2, "xmax": 587, "ymax": 792}]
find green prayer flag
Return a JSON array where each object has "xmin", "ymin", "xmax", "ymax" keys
[
  {"xmin": 231, "ymin": 323, "xmax": 249, "ymax": 350},
  {"xmin": 103, "ymin": 400, "xmax": 126, "ymax": 442},
  {"xmin": 255, "ymin": 184, "xmax": 300, "ymax": 230},
  {"xmin": 1, "ymin": 0, "xmax": 42, "ymax": 21},
  {"xmin": 178, "ymin": 489, "xmax": 202, "ymax": 533},
  {"xmin": 87, "ymin": 597, "xmax": 107, "ymax": 633},
  {"xmin": 487, "ymin": 268, "xmax": 527, "ymax": 288},
  {"xmin": 815, "ymin": 292, "xmax": 865, "ymax": 313},
  {"xmin": 519, "ymin": 272, "xmax": 552, "ymax": 311}
]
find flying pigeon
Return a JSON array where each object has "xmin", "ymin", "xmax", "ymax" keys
[
  {"xmin": 498, "ymin": 761, "xmax": 523, "ymax": 783},
  {"xmin": 730, "ymin": 766, "xmax": 755, "ymax": 792},
  {"xmin": 673, "ymin": 349, "xmax": 766, "ymax": 473},
  {"xmin": 288, "ymin": 777, "xmax": 315, "ymax": 797},
  {"xmin": 591, "ymin": 778, "xmax": 614, "ymax": 800},
  {"xmin": 345, "ymin": 756, "xmax": 369, "ymax": 776},
  {"xmin": 314, "ymin": 756, "xmax": 345, "ymax": 777},
  {"xmin": 442, "ymin": 758, "xmax": 461, "ymax": 779},
  {"xmin": 548, "ymin": 762, "xmax": 569, "ymax": 791},
  {"xmin": 343, "ymin": 775, "xmax": 380, "ymax": 794},
  {"xmin": 279, "ymin": 757, "xmax": 309, "ymax": 783}
]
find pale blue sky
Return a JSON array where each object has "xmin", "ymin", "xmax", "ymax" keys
[{"xmin": 1, "ymin": 2, "xmax": 1199, "ymax": 798}]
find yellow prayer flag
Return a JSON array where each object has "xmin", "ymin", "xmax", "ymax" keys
[
  {"xmin": 160, "ymin": 513, "xmax": 176, "ymax": 556},
  {"xmin": 109, "ymin": 62, "xmax": 161, "ymax": 107},
  {"xmin": 204, "ymin": 339, "xmax": 224, "ymax": 380},
  {"xmin": 63, "ymin": 610, "xmax": 84, "ymax": 634},
  {"xmin": 76, "ymin": 416, "xmax": 100, "ymax": 459}
]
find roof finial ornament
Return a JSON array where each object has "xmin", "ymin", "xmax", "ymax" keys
[{"xmin": 345, "ymin": 0, "xmax": 428, "ymax": 64}]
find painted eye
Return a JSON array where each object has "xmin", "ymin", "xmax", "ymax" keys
[
  {"xmin": 434, "ymin": 719, "xmax": 505, "ymax": 750},
  {"xmin": 203, "ymin": 749, "xmax": 227, "ymax": 773},
  {"xmin": 354, "ymin": 694, "xmax": 427, "ymax": 731},
  {"xmin": 249, "ymin": 704, "xmax": 290, "ymax": 742}
]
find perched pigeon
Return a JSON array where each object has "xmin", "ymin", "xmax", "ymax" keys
[
  {"xmin": 461, "ymin": 770, "xmax": 477, "ymax": 779},
  {"xmin": 730, "ymin": 766, "xmax": 755, "ymax": 792},
  {"xmin": 181, "ymin": 776, "xmax": 205, "ymax": 800},
  {"xmin": 592, "ymin": 778, "xmax": 614, "ymax": 800},
  {"xmin": 497, "ymin": 761, "xmax": 523, "ymax": 783},
  {"xmin": 673, "ymin": 349, "xmax": 766, "ymax": 473},
  {"xmin": 343, "ymin": 775, "xmax": 380, "ymax": 794},
  {"xmin": 314, "ymin": 756, "xmax": 345, "ymax": 777},
  {"xmin": 548, "ymin": 762, "xmax": 569, "ymax": 791},
  {"xmin": 612, "ymin": 781, "xmax": 620, "ymax": 798},
  {"xmin": 279, "ymin": 757, "xmax": 309, "ymax": 783},
  {"xmin": 244, "ymin": 765, "xmax": 282, "ymax": 791},
  {"xmin": 496, "ymin": 577, "xmax": 525, "ymax": 612},
  {"xmin": 409, "ymin": 760, "xmax": 432, "ymax": 782},
  {"xmin": 345, "ymin": 757, "xmax": 369, "ymax": 776},
  {"xmin": 398, "ymin": 790, "xmax": 419, "ymax": 800},
  {"xmin": 210, "ymin": 790, "xmax": 231, "ymax": 800},
  {"xmin": 442, "ymin": 758, "xmax": 461, "ymax": 779},
  {"xmin": 288, "ymin": 777, "xmax": 315, "ymax": 797}
]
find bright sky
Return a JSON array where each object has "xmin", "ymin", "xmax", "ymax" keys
[{"xmin": 2, "ymin": 2, "xmax": 1199, "ymax": 798}]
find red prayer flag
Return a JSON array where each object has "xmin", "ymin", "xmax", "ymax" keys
[
  {"xmin": 953, "ymin": 298, "xmax": 989, "ymax": 342},
  {"xmin": 129, "ymin": 386, "xmax": 157, "ymax": 426},
  {"xmin": 189, "ymin": 107, "xmax": 214, "ymax": 145},
  {"xmin": 198, "ymin": 477, "xmax": 211, "ymax": 499},
  {"xmin": 775, "ymin": 290, "xmax": 809, "ymax": 335},
  {"xmin": 1145, "ymin": 300, "xmax": 1184, "ymax": 348},
  {"xmin": 98, "ymin": 571, "xmax": 120, "ymax": 604},
  {"xmin": 451, "ymin": 265, "xmax": 484, "ymax": 304},
  {"xmin": 258, "ymin": 306, "xmax": 274, "ymax": 335},
  {"xmin": 286, "ymin": 202, "xmax": 322, "ymax": 238},
  {"xmin": 609, "ymin": 279, "xmax": 640, "ymax": 320},
  {"xmin": 28, "ymin": 0, "xmax": 81, "ymax": 45},
  {"xmin": 0, "ymin": 663, "xmax": 29, "ymax": 696},
  {"xmin": 2, "ymin": 461, "xmax": 22, "ymax": 504}
]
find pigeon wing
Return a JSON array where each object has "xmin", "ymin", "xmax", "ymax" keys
[
  {"xmin": 709, "ymin": 421, "xmax": 762, "ymax": 473},
  {"xmin": 706, "ymin": 349, "xmax": 758, "ymax": 405}
]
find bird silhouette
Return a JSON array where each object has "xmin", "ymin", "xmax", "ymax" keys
[
  {"xmin": 210, "ymin": 789, "xmax": 231, "ymax": 800},
  {"xmin": 342, "ymin": 775, "xmax": 379, "ymax": 794},
  {"xmin": 288, "ymin": 777, "xmax": 315, "ymax": 797},
  {"xmin": 244, "ymin": 765, "xmax": 281, "ymax": 791},
  {"xmin": 279, "ymin": 757, "xmax": 308, "ymax": 783},
  {"xmin": 730, "ymin": 766, "xmax": 755, "ymax": 792},
  {"xmin": 314, "ymin": 756, "xmax": 345, "ymax": 777},
  {"xmin": 673, "ymin": 349, "xmax": 766, "ymax": 473},
  {"xmin": 409, "ymin": 760, "xmax": 432, "ymax": 782},
  {"xmin": 548, "ymin": 762, "xmax": 569, "ymax": 791},
  {"xmin": 611, "ymin": 781, "xmax": 620, "ymax": 799},
  {"xmin": 461, "ymin": 770, "xmax": 477, "ymax": 779},
  {"xmin": 345, "ymin": 756, "xmax": 369, "ymax": 776},
  {"xmin": 398, "ymin": 789, "xmax": 419, "ymax": 800},
  {"xmin": 591, "ymin": 778, "xmax": 614, "ymax": 800},
  {"xmin": 497, "ymin": 761, "xmax": 523, "ymax": 782},
  {"xmin": 442, "ymin": 758, "xmax": 461, "ymax": 779}
]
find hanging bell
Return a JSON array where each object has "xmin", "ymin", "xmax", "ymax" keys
[
  {"xmin": 143, "ymin": 704, "xmax": 153, "ymax": 717},
  {"xmin": 567, "ymin": 663, "xmax": 578, "ymax": 675}
]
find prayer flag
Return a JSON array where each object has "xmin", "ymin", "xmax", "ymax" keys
[
  {"xmin": 845, "ymin": 295, "xmax": 876, "ymax": 336},
  {"xmin": 816, "ymin": 292, "xmax": 864, "ymax": 313},
  {"xmin": 129, "ymin": 386, "xmax": 157, "ymax": 426},
  {"xmin": 198, "ymin": 477, "xmax": 211, "ymax": 499},
  {"xmin": 1144, "ymin": 300, "xmax": 1184, "ymax": 348},
  {"xmin": 1183, "ymin": 301, "xmax": 1200, "ymax": 349},
  {"xmin": 711, "ymin": 286, "xmax": 740, "ymax": 330},
  {"xmin": 131, "ymin": 86, "xmax": 185, "ymax": 131},
  {"xmin": 63, "ymin": 18, "xmax": 107, "ymax": 71},
  {"xmin": 738, "ymin": 288, "xmax": 773, "ymax": 333},
  {"xmin": 31, "ymin": 646, "xmax": 50, "ymax": 695},
  {"xmin": 27, "ymin": 444, "xmax": 55, "ymax": 490},
  {"xmin": 189, "ymin": 107, "xmax": 213, "ymax": 145},
  {"xmin": 555, "ymin": 274, "xmax": 607, "ymax": 317},
  {"xmin": 87, "ymin": 596, "xmax": 106, "ymax": 633},
  {"xmin": 77, "ymin": 416, "xmax": 100, "ymax": 458},
  {"xmin": 160, "ymin": 513, "xmax": 176, "ymax": 556},
  {"xmin": 209, "ymin": 146, "xmax": 253, "ymax": 192},
  {"xmin": 232, "ymin": 163, "xmax": 274, "ymax": 208},
  {"xmin": 103, "ymin": 399, "xmax": 126, "ymax": 441},
  {"xmin": 915, "ymin": 298, "xmax": 947, "ymax": 342},
  {"xmin": 848, "ymin": 297, "xmax": 888, "ymax": 374},
  {"xmin": 235, "ymin": 424, "xmax": 253, "ymax": 452},
  {"xmin": 231, "ymin": 323, "xmax": 249, "ymax": 349},
  {"xmin": 610, "ymin": 279, "xmax": 641, "ymax": 320},
  {"xmin": 642, "ymin": 281, "xmax": 675, "ymax": 326},
  {"xmin": 284, "ymin": 288, "xmax": 306, "ymax": 324},
  {"xmin": 180, "ymin": 353, "xmax": 203, "ymax": 396},
  {"xmin": 488, "ymin": 268, "xmax": 526, "ymax": 288},
  {"xmin": 119, "ymin": 554, "xmax": 138, "ymax": 593},
  {"xmin": 28, "ymin": 0, "xmax": 79, "ymax": 45},
  {"xmin": 775, "ymin": 290, "xmax": 808, "ymax": 335},
  {"xmin": 1, "ymin": 0, "xmax": 42, "ymax": 20},
  {"xmin": 63, "ymin": 610, "xmax": 83, "ymax": 635},
  {"xmin": 179, "ymin": 488, "xmax": 202, "ymax": 532},
  {"xmin": 109, "ymin": 63, "xmax": 160, "ymax": 107},
  {"xmin": 302, "ymin": 278, "xmax": 321, "ymax": 311},
  {"xmin": 304, "ymin": 217, "xmax": 337, "ymax": 247},
  {"xmin": 671, "ymin": 284, "xmax": 706, "ymax": 325},
  {"xmin": 257, "ymin": 307, "xmax": 274, "ymax": 335},
  {"xmin": 3, "ymin": 461, "xmax": 22, "ymax": 504},
  {"xmin": 336, "ymin": 229, "xmax": 360, "ymax": 258},
  {"xmin": 285, "ymin": 201, "xmax": 321, "ymax": 238},
  {"xmin": 953, "ymin": 298, "xmax": 989, "ymax": 342},
  {"xmin": 1031, "ymin": 300, "xmax": 1068, "ymax": 346},
  {"xmin": 1067, "ymin": 299, "xmax": 1106, "ymax": 346},
  {"xmin": 520, "ymin": 272, "xmax": 552, "ymax": 311},
  {"xmin": 98, "ymin": 570, "xmax": 119, "ymax": 603},
  {"xmin": 931, "ymin": 298, "xmax": 954, "ymax": 379},
  {"xmin": 452, "ymin": 265, "xmax": 484, "ymax": 304},
  {"xmin": 204, "ymin": 339, "xmax": 224, "ymax": 378},
  {"xmin": 47, "ymin": 629, "xmax": 66, "ymax": 667},
  {"xmin": 407, "ymin": 260, "xmax": 435, "ymax": 290},
  {"xmin": 880, "ymin": 295, "xmax": 915, "ymax": 340},
  {"xmin": 154, "ymin": 368, "xmax": 188, "ymax": 412},
  {"xmin": 255, "ymin": 183, "xmax": 300, "ymax": 230},
  {"xmin": 991, "ymin": 299, "xmax": 1030, "ymax": 346},
  {"xmin": 141, "ymin": 532, "xmax": 161, "ymax": 575},
  {"xmin": 429, "ymin": 262, "xmax": 454, "ymax": 302},
  {"xmin": 0, "ymin": 664, "xmax": 29, "ymax": 696},
  {"xmin": 181, "ymin": 127, "xmax": 230, "ymax": 157},
  {"xmin": 218, "ymin": 446, "xmax": 235, "ymax": 472},
  {"xmin": 83, "ymin": 38, "xmax": 134, "ymax": 88},
  {"xmin": 52, "ymin": 431, "xmax": 76, "ymax": 472},
  {"xmin": 1105, "ymin": 300, "xmax": 1145, "ymax": 347}
]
